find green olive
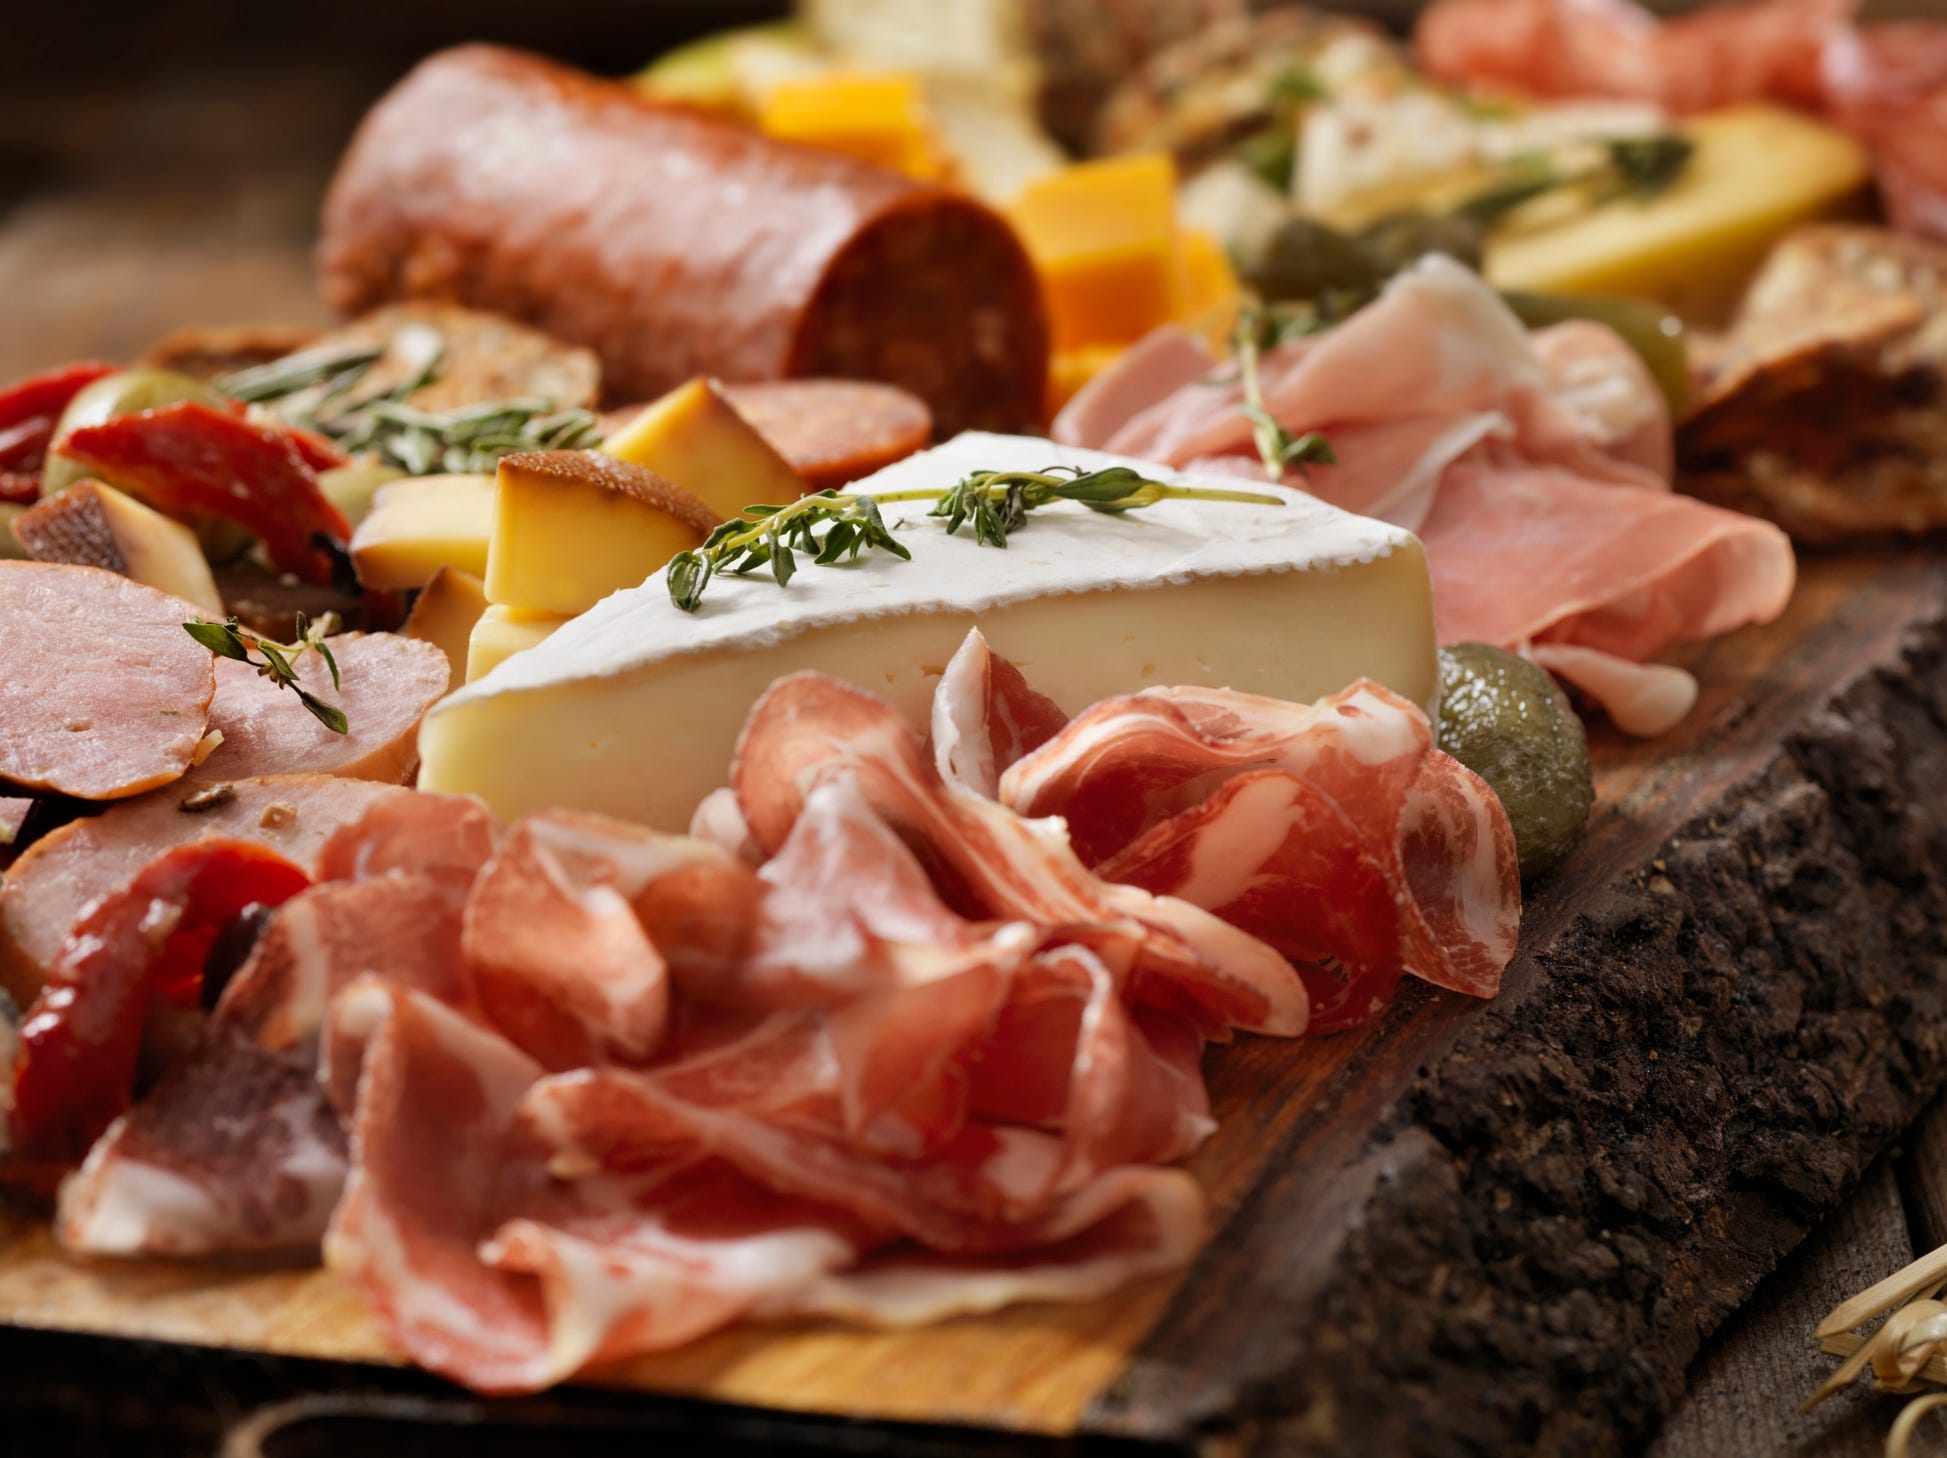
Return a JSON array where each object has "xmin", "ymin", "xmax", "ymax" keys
[
  {"xmin": 1241, "ymin": 216, "xmax": 1391, "ymax": 304},
  {"xmin": 42, "ymin": 369, "xmax": 230, "ymax": 498},
  {"xmin": 1437, "ymin": 642, "xmax": 1594, "ymax": 880},
  {"xmin": 319, "ymin": 464, "xmax": 405, "ymax": 529},
  {"xmin": 1356, "ymin": 209, "xmax": 1490, "ymax": 276},
  {"xmin": 1499, "ymin": 290, "xmax": 1688, "ymax": 415}
]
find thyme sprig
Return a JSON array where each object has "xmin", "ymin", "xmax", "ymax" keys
[
  {"xmin": 215, "ymin": 331, "xmax": 603, "ymax": 476},
  {"xmin": 666, "ymin": 466, "xmax": 1286, "ymax": 613},
  {"xmin": 1231, "ymin": 307, "xmax": 1337, "ymax": 482},
  {"xmin": 182, "ymin": 612, "xmax": 348, "ymax": 734}
]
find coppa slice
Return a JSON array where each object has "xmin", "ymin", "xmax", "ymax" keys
[
  {"xmin": 186, "ymin": 633, "xmax": 449, "ymax": 785},
  {"xmin": 0, "ymin": 562, "xmax": 214, "ymax": 802},
  {"xmin": 419, "ymin": 432, "xmax": 1437, "ymax": 830},
  {"xmin": 0, "ymin": 773, "xmax": 407, "ymax": 1003}
]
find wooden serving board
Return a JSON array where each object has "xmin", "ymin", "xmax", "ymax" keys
[{"xmin": 4, "ymin": 548, "xmax": 1947, "ymax": 1458}]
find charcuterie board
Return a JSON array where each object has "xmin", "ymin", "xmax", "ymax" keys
[{"xmin": 4, "ymin": 545, "xmax": 1946, "ymax": 1456}]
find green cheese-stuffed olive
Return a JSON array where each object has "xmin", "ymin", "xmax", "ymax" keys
[{"xmin": 1437, "ymin": 642, "xmax": 1595, "ymax": 879}]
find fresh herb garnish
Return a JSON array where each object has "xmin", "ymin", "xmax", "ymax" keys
[
  {"xmin": 666, "ymin": 467, "xmax": 1286, "ymax": 613},
  {"xmin": 215, "ymin": 332, "xmax": 603, "ymax": 476},
  {"xmin": 182, "ymin": 612, "xmax": 348, "ymax": 734},
  {"xmin": 1231, "ymin": 307, "xmax": 1338, "ymax": 482}
]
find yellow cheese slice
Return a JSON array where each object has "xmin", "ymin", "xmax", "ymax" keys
[
  {"xmin": 10, "ymin": 482, "xmax": 222, "ymax": 613},
  {"xmin": 1485, "ymin": 106, "xmax": 1873, "ymax": 324},
  {"xmin": 758, "ymin": 73, "xmax": 945, "ymax": 178}
]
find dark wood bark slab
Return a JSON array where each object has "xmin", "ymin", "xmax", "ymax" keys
[{"xmin": 1089, "ymin": 549, "xmax": 1947, "ymax": 1456}]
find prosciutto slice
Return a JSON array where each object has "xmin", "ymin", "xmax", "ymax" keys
[
  {"xmin": 1055, "ymin": 258, "xmax": 1795, "ymax": 734},
  {"xmin": 1003, "ymin": 681, "xmax": 1520, "ymax": 1030},
  {"xmin": 929, "ymin": 628, "xmax": 1068, "ymax": 800}
]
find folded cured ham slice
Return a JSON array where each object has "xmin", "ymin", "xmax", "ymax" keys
[
  {"xmin": 1003, "ymin": 681, "xmax": 1520, "ymax": 1030},
  {"xmin": 1413, "ymin": 0, "xmax": 1845, "ymax": 114},
  {"xmin": 0, "ymin": 774, "xmax": 407, "ymax": 1002},
  {"xmin": 187, "ymin": 632, "xmax": 448, "ymax": 785},
  {"xmin": 733, "ymin": 671, "xmax": 1310, "ymax": 1038},
  {"xmin": 929, "ymin": 629, "xmax": 1068, "ymax": 800},
  {"xmin": 0, "ymin": 562, "xmax": 214, "ymax": 802},
  {"xmin": 1054, "ymin": 258, "xmax": 1795, "ymax": 735}
]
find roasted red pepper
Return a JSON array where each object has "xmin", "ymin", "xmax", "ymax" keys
[
  {"xmin": 8, "ymin": 839, "xmax": 311, "ymax": 1179},
  {"xmin": 0, "ymin": 361, "xmax": 117, "ymax": 501},
  {"xmin": 57, "ymin": 400, "xmax": 354, "ymax": 585}
]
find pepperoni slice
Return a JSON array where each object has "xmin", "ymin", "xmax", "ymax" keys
[{"xmin": 720, "ymin": 380, "xmax": 933, "ymax": 492}]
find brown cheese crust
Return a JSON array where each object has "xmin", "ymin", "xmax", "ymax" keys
[
  {"xmin": 318, "ymin": 46, "xmax": 1050, "ymax": 437},
  {"xmin": 496, "ymin": 450, "xmax": 723, "ymax": 537}
]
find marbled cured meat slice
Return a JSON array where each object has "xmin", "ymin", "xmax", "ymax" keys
[
  {"xmin": 187, "ymin": 633, "xmax": 449, "ymax": 785},
  {"xmin": 1413, "ymin": 0, "xmax": 1847, "ymax": 113},
  {"xmin": 1052, "ymin": 259, "xmax": 1795, "ymax": 734},
  {"xmin": 732, "ymin": 672, "xmax": 1307, "ymax": 1037},
  {"xmin": 314, "ymin": 790, "xmax": 497, "ymax": 885},
  {"xmin": 929, "ymin": 628, "xmax": 1068, "ymax": 800},
  {"xmin": 1003, "ymin": 681, "xmax": 1520, "ymax": 1029},
  {"xmin": 0, "ymin": 774, "xmax": 406, "ymax": 1001},
  {"xmin": 0, "ymin": 562, "xmax": 214, "ymax": 802},
  {"xmin": 54, "ymin": 1026, "xmax": 345, "ymax": 1257}
]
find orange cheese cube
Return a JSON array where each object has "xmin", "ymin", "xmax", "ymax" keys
[
  {"xmin": 1007, "ymin": 154, "xmax": 1181, "ymax": 353},
  {"xmin": 758, "ymin": 74, "xmax": 944, "ymax": 179},
  {"xmin": 1177, "ymin": 228, "xmax": 1241, "ymax": 338}
]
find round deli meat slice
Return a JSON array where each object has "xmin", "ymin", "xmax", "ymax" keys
[
  {"xmin": 720, "ymin": 381, "xmax": 933, "ymax": 492},
  {"xmin": 0, "ymin": 561, "xmax": 214, "ymax": 801},
  {"xmin": 186, "ymin": 632, "xmax": 449, "ymax": 785},
  {"xmin": 319, "ymin": 46, "xmax": 1048, "ymax": 436}
]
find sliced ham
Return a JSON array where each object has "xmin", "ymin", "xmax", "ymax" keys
[
  {"xmin": 187, "ymin": 632, "xmax": 448, "ymax": 785},
  {"xmin": 0, "ymin": 562, "xmax": 214, "ymax": 801},
  {"xmin": 1413, "ymin": 0, "xmax": 1848, "ymax": 114},
  {"xmin": 0, "ymin": 774, "xmax": 407, "ymax": 1001},
  {"xmin": 732, "ymin": 671, "xmax": 1309, "ymax": 1038},
  {"xmin": 1002, "ymin": 681, "xmax": 1520, "ymax": 1030},
  {"xmin": 1058, "ymin": 258, "xmax": 1795, "ymax": 733},
  {"xmin": 929, "ymin": 628, "xmax": 1068, "ymax": 800}
]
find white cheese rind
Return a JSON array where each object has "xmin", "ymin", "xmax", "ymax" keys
[{"xmin": 419, "ymin": 432, "xmax": 1437, "ymax": 829}]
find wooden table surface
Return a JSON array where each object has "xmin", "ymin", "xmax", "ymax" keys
[{"xmin": 4, "ymin": 23, "xmax": 1947, "ymax": 1458}]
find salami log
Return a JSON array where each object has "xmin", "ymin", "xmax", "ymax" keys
[{"xmin": 318, "ymin": 46, "xmax": 1050, "ymax": 437}]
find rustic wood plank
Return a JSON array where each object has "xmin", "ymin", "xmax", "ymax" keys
[
  {"xmin": 1902, "ymin": 1097, "xmax": 1947, "ymax": 1259},
  {"xmin": 1651, "ymin": 1159, "xmax": 1915, "ymax": 1458}
]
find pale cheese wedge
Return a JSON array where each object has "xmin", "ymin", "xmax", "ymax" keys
[
  {"xmin": 466, "ymin": 605, "xmax": 570, "ymax": 684},
  {"xmin": 420, "ymin": 432, "xmax": 1438, "ymax": 831},
  {"xmin": 349, "ymin": 473, "xmax": 494, "ymax": 592},
  {"xmin": 403, "ymin": 566, "xmax": 489, "ymax": 690},
  {"xmin": 600, "ymin": 379, "xmax": 808, "ymax": 521},
  {"xmin": 484, "ymin": 451, "xmax": 722, "ymax": 618}
]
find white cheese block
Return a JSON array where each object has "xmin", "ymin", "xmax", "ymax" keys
[{"xmin": 418, "ymin": 432, "xmax": 1437, "ymax": 830}]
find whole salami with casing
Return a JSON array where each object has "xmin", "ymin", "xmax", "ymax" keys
[{"xmin": 318, "ymin": 45, "xmax": 1050, "ymax": 436}]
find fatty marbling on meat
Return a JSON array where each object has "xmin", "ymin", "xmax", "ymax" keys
[{"xmin": 319, "ymin": 46, "xmax": 1049, "ymax": 436}]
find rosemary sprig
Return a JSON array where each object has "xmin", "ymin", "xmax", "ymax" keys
[
  {"xmin": 182, "ymin": 612, "xmax": 348, "ymax": 734},
  {"xmin": 1231, "ymin": 307, "xmax": 1337, "ymax": 482},
  {"xmin": 666, "ymin": 466, "xmax": 1285, "ymax": 613},
  {"xmin": 214, "ymin": 331, "xmax": 603, "ymax": 476}
]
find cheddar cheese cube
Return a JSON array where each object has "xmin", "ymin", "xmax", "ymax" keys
[
  {"xmin": 758, "ymin": 73, "xmax": 944, "ymax": 179},
  {"xmin": 601, "ymin": 379, "xmax": 808, "ymax": 521},
  {"xmin": 1007, "ymin": 154, "xmax": 1182, "ymax": 352},
  {"xmin": 484, "ymin": 451, "xmax": 721, "ymax": 618}
]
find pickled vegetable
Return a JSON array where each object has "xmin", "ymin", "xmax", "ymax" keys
[
  {"xmin": 1501, "ymin": 290, "xmax": 1688, "ymax": 413},
  {"xmin": 1437, "ymin": 642, "xmax": 1594, "ymax": 879}
]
